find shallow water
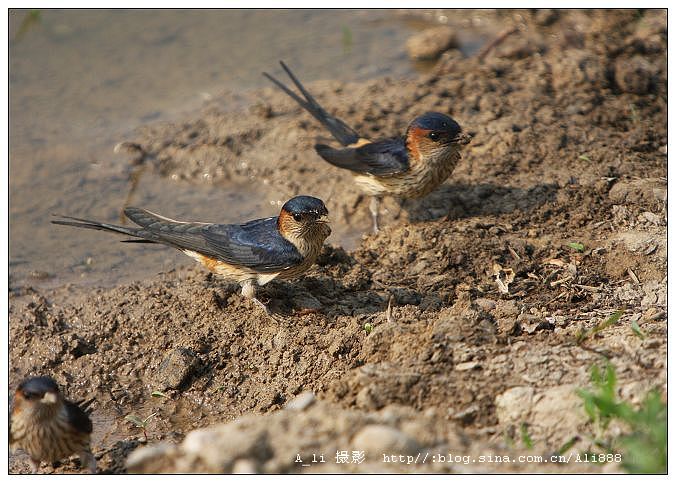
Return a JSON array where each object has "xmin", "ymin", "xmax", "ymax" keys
[{"xmin": 9, "ymin": 9, "xmax": 494, "ymax": 288}]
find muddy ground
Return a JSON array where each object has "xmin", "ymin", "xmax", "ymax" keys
[{"xmin": 9, "ymin": 9, "xmax": 667, "ymax": 474}]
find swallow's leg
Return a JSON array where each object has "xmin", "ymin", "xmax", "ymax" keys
[
  {"xmin": 369, "ymin": 196, "xmax": 381, "ymax": 234},
  {"xmin": 29, "ymin": 458, "xmax": 40, "ymax": 474},
  {"xmin": 79, "ymin": 450, "xmax": 96, "ymax": 474},
  {"xmin": 241, "ymin": 280, "xmax": 284, "ymax": 322}
]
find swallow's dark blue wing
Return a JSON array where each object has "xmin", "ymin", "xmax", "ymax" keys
[
  {"xmin": 200, "ymin": 218, "xmax": 304, "ymax": 272},
  {"xmin": 315, "ymin": 137, "xmax": 409, "ymax": 176},
  {"xmin": 64, "ymin": 400, "xmax": 93, "ymax": 434},
  {"xmin": 123, "ymin": 209, "xmax": 303, "ymax": 273}
]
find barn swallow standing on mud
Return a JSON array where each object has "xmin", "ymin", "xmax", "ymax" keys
[
  {"xmin": 10, "ymin": 376, "xmax": 96, "ymax": 474},
  {"xmin": 263, "ymin": 61, "xmax": 472, "ymax": 233},
  {"xmin": 52, "ymin": 196, "xmax": 331, "ymax": 316}
]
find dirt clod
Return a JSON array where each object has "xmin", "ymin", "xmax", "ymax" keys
[
  {"xmin": 406, "ymin": 26, "xmax": 459, "ymax": 61},
  {"xmin": 151, "ymin": 347, "xmax": 200, "ymax": 391}
]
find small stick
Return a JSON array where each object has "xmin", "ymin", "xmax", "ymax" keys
[
  {"xmin": 477, "ymin": 26, "xmax": 519, "ymax": 62},
  {"xmin": 627, "ymin": 268, "xmax": 640, "ymax": 285}
]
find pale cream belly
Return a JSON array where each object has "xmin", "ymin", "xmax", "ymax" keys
[
  {"xmin": 353, "ymin": 149, "xmax": 461, "ymax": 198},
  {"xmin": 183, "ymin": 241, "xmax": 323, "ymax": 287}
]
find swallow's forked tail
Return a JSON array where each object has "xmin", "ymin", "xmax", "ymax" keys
[
  {"xmin": 263, "ymin": 61, "xmax": 362, "ymax": 147},
  {"xmin": 51, "ymin": 210, "xmax": 156, "ymax": 244}
]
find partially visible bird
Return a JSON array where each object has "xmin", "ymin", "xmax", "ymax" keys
[
  {"xmin": 52, "ymin": 196, "xmax": 331, "ymax": 315},
  {"xmin": 10, "ymin": 376, "xmax": 96, "ymax": 474},
  {"xmin": 263, "ymin": 61, "xmax": 472, "ymax": 232}
]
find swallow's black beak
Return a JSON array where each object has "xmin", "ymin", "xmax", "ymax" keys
[{"xmin": 453, "ymin": 132, "xmax": 473, "ymax": 145}]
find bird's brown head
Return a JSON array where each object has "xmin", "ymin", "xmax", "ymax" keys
[
  {"xmin": 406, "ymin": 112, "xmax": 471, "ymax": 160},
  {"xmin": 278, "ymin": 195, "xmax": 331, "ymax": 242}
]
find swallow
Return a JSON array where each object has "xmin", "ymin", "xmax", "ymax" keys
[
  {"xmin": 10, "ymin": 376, "xmax": 96, "ymax": 474},
  {"xmin": 51, "ymin": 196, "xmax": 331, "ymax": 315},
  {"xmin": 263, "ymin": 61, "xmax": 472, "ymax": 233}
]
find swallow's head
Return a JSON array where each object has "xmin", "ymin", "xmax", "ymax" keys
[
  {"xmin": 278, "ymin": 196, "xmax": 331, "ymax": 242},
  {"xmin": 15, "ymin": 376, "xmax": 62, "ymax": 410},
  {"xmin": 406, "ymin": 112, "xmax": 471, "ymax": 159}
]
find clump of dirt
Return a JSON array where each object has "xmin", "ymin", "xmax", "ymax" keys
[{"xmin": 9, "ymin": 9, "xmax": 666, "ymax": 474}]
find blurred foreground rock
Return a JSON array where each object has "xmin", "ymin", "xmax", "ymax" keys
[{"xmin": 127, "ymin": 398, "xmax": 467, "ymax": 473}]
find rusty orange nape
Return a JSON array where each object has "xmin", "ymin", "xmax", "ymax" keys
[
  {"xmin": 406, "ymin": 126, "xmax": 435, "ymax": 161},
  {"xmin": 276, "ymin": 208, "xmax": 296, "ymax": 235}
]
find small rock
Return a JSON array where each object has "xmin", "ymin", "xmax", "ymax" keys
[
  {"xmin": 351, "ymin": 424, "xmax": 420, "ymax": 455},
  {"xmin": 496, "ymin": 37, "xmax": 539, "ymax": 60},
  {"xmin": 530, "ymin": 385, "xmax": 586, "ymax": 444},
  {"xmin": 391, "ymin": 287, "xmax": 421, "ymax": 305},
  {"xmin": 434, "ymin": 50, "xmax": 466, "ymax": 75},
  {"xmin": 152, "ymin": 347, "xmax": 199, "ymax": 391},
  {"xmin": 285, "ymin": 391, "xmax": 316, "ymax": 411},
  {"xmin": 496, "ymin": 317, "xmax": 521, "ymax": 336},
  {"xmin": 452, "ymin": 404, "xmax": 479, "ymax": 424},
  {"xmin": 292, "ymin": 292, "xmax": 322, "ymax": 311},
  {"xmin": 455, "ymin": 361, "xmax": 481, "ymax": 371},
  {"xmin": 517, "ymin": 314, "xmax": 555, "ymax": 334},
  {"xmin": 126, "ymin": 442, "xmax": 176, "ymax": 473},
  {"xmin": 29, "ymin": 270, "xmax": 53, "ymax": 280},
  {"xmin": 356, "ymin": 385, "xmax": 383, "ymax": 410},
  {"xmin": 406, "ymin": 26, "xmax": 458, "ymax": 61},
  {"xmin": 232, "ymin": 459, "xmax": 258, "ymax": 474},
  {"xmin": 495, "ymin": 386, "xmax": 535, "ymax": 425},
  {"xmin": 181, "ymin": 419, "xmax": 270, "ymax": 472}
]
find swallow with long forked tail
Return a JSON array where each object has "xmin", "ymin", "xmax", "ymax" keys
[
  {"xmin": 52, "ymin": 196, "xmax": 331, "ymax": 315},
  {"xmin": 263, "ymin": 61, "xmax": 472, "ymax": 233}
]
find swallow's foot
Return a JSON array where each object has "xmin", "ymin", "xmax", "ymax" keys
[
  {"xmin": 79, "ymin": 450, "xmax": 97, "ymax": 474},
  {"xmin": 369, "ymin": 196, "xmax": 381, "ymax": 234}
]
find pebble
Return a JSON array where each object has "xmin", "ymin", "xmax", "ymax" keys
[
  {"xmin": 455, "ymin": 361, "xmax": 481, "ymax": 371},
  {"xmin": 152, "ymin": 347, "xmax": 198, "ymax": 391},
  {"xmin": 232, "ymin": 459, "xmax": 258, "ymax": 474},
  {"xmin": 406, "ymin": 26, "xmax": 458, "ymax": 61},
  {"xmin": 351, "ymin": 424, "xmax": 420, "ymax": 455},
  {"xmin": 285, "ymin": 391, "xmax": 316, "ymax": 411},
  {"xmin": 126, "ymin": 442, "xmax": 175, "ymax": 473},
  {"xmin": 495, "ymin": 386, "xmax": 534, "ymax": 425},
  {"xmin": 182, "ymin": 422, "xmax": 269, "ymax": 471}
]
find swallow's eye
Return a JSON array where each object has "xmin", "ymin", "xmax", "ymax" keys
[
  {"xmin": 23, "ymin": 391, "xmax": 38, "ymax": 400},
  {"xmin": 429, "ymin": 132, "xmax": 440, "ymax": 141},
  {"xmin": 292, "ymin": 213, "xmax": 303, "ymax": 222}
]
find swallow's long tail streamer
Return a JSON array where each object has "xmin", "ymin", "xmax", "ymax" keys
[
  {"xmin": 263, "ymin": 61, "xmax": 361, "ymax": 147},
  {"xmin": 51, "ymin": 214, "xmax": 156, "ymax": 244}
]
